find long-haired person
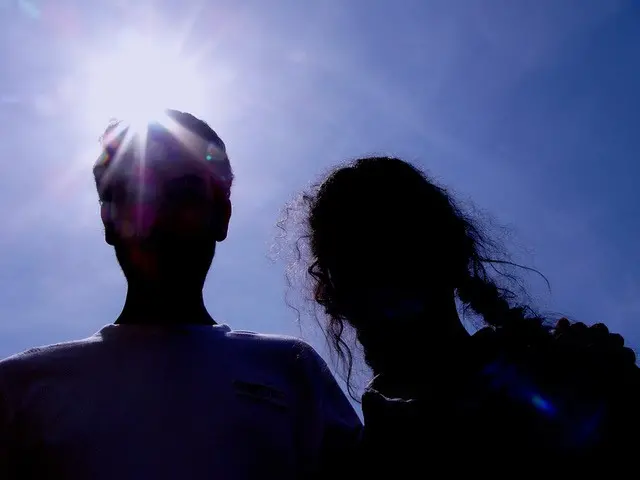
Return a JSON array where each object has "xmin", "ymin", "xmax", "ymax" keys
[{"xmin": 280, "ymin": 156, "xmax": 639, "ymax": 472}]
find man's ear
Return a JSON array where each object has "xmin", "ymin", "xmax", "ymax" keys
[
  {"xmin": 214, "ymin": 197, "xmax": 232, "ymax": 242},
  {"xmin": 101, "ymin": 203, "xmax": 116, "ymax": 246}
]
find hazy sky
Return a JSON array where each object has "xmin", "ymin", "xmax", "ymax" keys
[{"xmin": 0, "ymin": 0, "xmax": 639, "ymax": 393}]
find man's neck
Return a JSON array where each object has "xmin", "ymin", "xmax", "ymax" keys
[{"xmin": 116, "ymin": 282, "xmax": 215, "ymax": 326}]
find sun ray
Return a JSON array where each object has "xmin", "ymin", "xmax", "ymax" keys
[
  {"xmin": 161, "ymin": 116, "xmax": 208, "ymax": 158},
  {"xmin": 95, "ymin": 121, "xmax": 134, "ymax": 194}
]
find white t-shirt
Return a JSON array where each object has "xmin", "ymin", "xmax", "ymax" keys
[{"xmin": 0, "ymin": 324, "xmax": 362, "ymax": 479}]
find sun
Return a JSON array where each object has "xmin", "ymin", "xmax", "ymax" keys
[{"xmin": 80, "ymin": 31, "xmax": 207, "ymax": 133}]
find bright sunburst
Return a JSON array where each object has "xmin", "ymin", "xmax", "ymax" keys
[
  {"xmin": 64, "ymin": 24, "xmax": 238, "ymax": 217},
  {"xmin": 80, "ymin": 30, "xmax": 207, "ymax": 133}
]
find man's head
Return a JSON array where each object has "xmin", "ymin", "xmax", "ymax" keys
[{"xmin": 93, "ymin": 110, "xmax": 233, "ymax": 288}]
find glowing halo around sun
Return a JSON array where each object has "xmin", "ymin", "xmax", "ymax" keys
[{"xmin": 79, "ymin": 31, "xmax": 208, "ymax": 135}]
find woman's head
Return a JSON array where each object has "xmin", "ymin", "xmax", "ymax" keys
[
  {"xmin": 309, "ymin": 157, "xmax": 473, "ymax": 325},
  {"xmin": 284, "ymin": 156, "xmax": 544, "ymax": 381}
]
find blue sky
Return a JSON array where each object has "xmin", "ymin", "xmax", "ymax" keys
[{"xmin": 0, "ymin": 0, "xmax": 639, "ymax": 393}]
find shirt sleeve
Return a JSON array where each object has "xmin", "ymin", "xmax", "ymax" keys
[
  {"xmin": 0, "ymin": 372, "xmax": 17, "ymax": 479},
  {"xmin": 295, "ymin": 341, "xmax": 363, "ymax": 479},
  {"xmin": 0, "ymin": 389, "xmax": 8, "ymax": 477}
]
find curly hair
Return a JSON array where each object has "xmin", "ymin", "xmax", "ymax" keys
[{"xmin": 277, "ymin": 156, "xmax": 549, "ymax": 398}]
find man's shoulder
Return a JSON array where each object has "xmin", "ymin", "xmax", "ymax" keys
[
  {"xmin": 227, "ymin": 329, "xmax": 310, "ymax": 348},
  {"xmin": 0, "ymin": 336, "xmax": 101, "ymax": 386},
  {"xmin": 224, "ymin": 329, "xmax": 337, "ymax": 380},
  {"xmin": 0, "ymin": 337, "xmax": 99, "ymax": 372},
  {"xmin": 225, "ymin": 329, "xmax": 318, "ymax": 360}
]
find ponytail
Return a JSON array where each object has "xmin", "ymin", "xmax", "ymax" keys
[{"xmin": 456, "ymin": 274, "xmax": 549, "ymax": 339}]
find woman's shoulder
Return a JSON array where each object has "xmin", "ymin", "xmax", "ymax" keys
[{"xmin": 469, "ymin": 320, "xmax": 640, "ymax": 452}]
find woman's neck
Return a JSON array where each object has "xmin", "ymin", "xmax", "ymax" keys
[{"xmin": 365, "ymin": 297, "xmax": 470, "ymax": 390}]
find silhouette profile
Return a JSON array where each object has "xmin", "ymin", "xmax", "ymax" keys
[
  {"xmin": 0, "ymin": 111, "xmax": 361, "ymax": 479},
  {"xmin": 284, "ymin": 156, "xmax": 640, "ymax": 471}
]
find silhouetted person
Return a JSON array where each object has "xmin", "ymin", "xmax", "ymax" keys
[
  {"xmin": 282, "ymin": 156, "xmax": 640, "ymax": 473},
  {"xmin": 0, "ymin": 111, "xmax": 361, "ymax": 479}
]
